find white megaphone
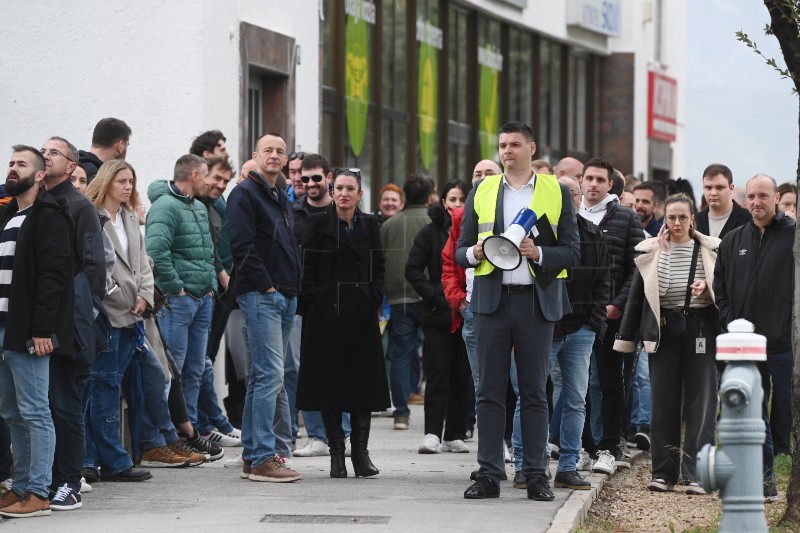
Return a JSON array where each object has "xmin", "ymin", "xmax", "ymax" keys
[{"xmin": 482, "ymin": 208, "xmax": 537, "ymax": 271}]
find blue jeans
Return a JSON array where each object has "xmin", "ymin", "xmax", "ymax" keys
[
  {"xmin": 461, "ymin": 304, "xmax": 480, "ymax": 397},
  {"xmin": 139, "ymin": 340, "xmax": 179, "ymax": 450},
  {"xmin": 302, "ymin": 410, "xmax": 352, "ymax": 441},
  {"xmin": 548, "ymin": 327, "xmax": 595, "ymax": 472},
  {"xmin": 196, "ymin": 355, "xmax": 234, "ymax": 435},
  {"xmin": 238, "ymin": 291, "xmax": 296, "ymax": 466},
  {"xmin": 631, "ymin": 351, "xmax": 651, "ymax": 428},
  {"xmin": 0, "ymin": 327, "xmax": 55, "ymax": 498},
  {"xmin": 283, "ymin": 316, "xmax": 301, "ymax": 440},
  {"xmin": 84, "ymin": 327, "xmax": 137, "ymax": 475},
  {"xmin": 388, "ymin": 302, "xmax": 425, "ymax": 418},
  {"xmin": 158, "ymin": 294, "xmax": 213, "ymax": 428}
]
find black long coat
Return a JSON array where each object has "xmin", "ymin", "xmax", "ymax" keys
[{"xmin": 296, "ymin": 208, "xmax": 391, "ymax": 412}]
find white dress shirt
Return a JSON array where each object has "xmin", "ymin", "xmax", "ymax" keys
[{"xmin": 467, "ymin": 173, "xmax": 543, "ymax": 285}]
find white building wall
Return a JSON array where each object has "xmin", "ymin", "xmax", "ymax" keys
[{"xmin": 0, "ymin": 0, "xmax": 320, "ymax": 202}]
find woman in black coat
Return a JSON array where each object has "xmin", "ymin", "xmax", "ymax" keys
[
  {"xmin": 405, "ymin": 180, "xmax": 472, "ymax": 454},
  {"xmin": 296, "ymin": 168, "xmax": 390, "ymax": 478}
]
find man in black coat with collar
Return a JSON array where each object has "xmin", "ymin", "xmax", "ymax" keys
[
  {"xmin": 695, "ymin": 164, "xmax": 751, "ymax": 239},
  {"xmin": 0, "ymin": 146, "xmax": 73, "ymax": 516}
]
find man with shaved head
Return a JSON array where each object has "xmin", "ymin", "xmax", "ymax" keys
[
  {"xmin": 554, "ymin": 157, "xmax": 583, "ymax": 181},
  {"xmin": 471, "ymin": 160, "xmax": 502, "ymax": 187},
  {"xmin": 713, "ymin": 173, "xmax": 795, "ymax": 502}
]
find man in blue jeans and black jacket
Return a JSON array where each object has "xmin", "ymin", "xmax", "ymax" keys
[{"xmin": 228, "ymin": 133, "xmax": 302, "ymax": 483}]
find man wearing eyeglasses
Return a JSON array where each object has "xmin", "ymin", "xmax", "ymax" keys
[
  {"xmin": 40, "ymin": 136, "xmax": 106, "ymax": 509},
  {"xmin": 286, "ymin": 152, "xmax": 306, "ymax": 202}
]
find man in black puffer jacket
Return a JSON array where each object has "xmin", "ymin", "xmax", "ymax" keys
[
  {"xmin": 714, "ymin": 174, "xmax": 795, "ymax": 500},
  {"xmin": 576, "ymin": 157, "xmax": 644, "ymax": 475},
  {"xmin": 547, "ymin": 174, "xmax": 611, "ymax": 490}
]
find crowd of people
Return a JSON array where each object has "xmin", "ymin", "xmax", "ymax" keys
[{"xmin": 0, "ymin": 117, "xmax": 793, "ymax": 517}]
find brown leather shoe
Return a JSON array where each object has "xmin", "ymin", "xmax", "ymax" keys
[
  {"xmin": 165, "ymin": 442, "xmax": 205, "ymax": 466},
  {"xmin": 241, "ymin": 459, "xmax": 251, "ymax": 479},
  {"xmin": 0, "ymin": 489, "xmax": 19, "ymax": 510},
  {"xmin": 248, "ymin": 456, "xmax": 301, "ymax": 482},
  {"xmin": 0, "ymin": 493, "xmax": 51, "ymax": 518}
]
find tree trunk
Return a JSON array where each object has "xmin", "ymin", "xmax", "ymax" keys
[{"xmin": 764, "ymin": 1, "xmax": 800, "ymax": 527}]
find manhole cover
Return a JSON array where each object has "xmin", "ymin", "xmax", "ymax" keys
[{"xmin": 260, "ymin": 514, "xmax": 390, "ymax": 525}]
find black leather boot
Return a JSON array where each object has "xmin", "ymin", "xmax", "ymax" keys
[
  {"xmin": 350, "ymin": 411, "xmax": 379, "ymax": 477},
  {"xmin": 321, "ymin": 410, "xmax": 347, "ymax": 478}
]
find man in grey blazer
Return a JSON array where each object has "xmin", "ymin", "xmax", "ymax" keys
[{"xmin": 457, "ymin": 121, "xmax": 580, "ymax": 501}]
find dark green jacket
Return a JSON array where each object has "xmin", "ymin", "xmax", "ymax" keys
[{"xmin": 145, "ymin": 180, "xmax": 217, "ymax": 297}]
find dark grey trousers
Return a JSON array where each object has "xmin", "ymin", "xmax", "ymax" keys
[
  {"xmin": 474, "ymin": 291, "xmax": 553, "ymax": 484},
  {"xmin": 649, "ymin": 307, "xmax": 719, "ymax": 484}
]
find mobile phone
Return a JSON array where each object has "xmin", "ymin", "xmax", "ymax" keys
[{"xmin": 26, "ymin": 335, "xmax": 59, "ymax": 355}]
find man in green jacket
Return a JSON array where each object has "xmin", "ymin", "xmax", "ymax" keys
[{"xmin": 145, "ymin": 154, "xmax": 218, "ymax": 451}]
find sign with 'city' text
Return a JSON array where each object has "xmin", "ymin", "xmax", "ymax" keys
[{"xmin": 648, "ymin": 71, "xmax": 677, "ymax": 142}]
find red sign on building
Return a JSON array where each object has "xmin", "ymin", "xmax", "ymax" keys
[{"xmin": 648, "ymin": 71, "xmax": 677, "ymax": 142}]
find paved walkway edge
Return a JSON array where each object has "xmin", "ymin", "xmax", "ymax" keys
[{"xmin": 545, "ymin": 450, "xmax": 648, "ymax": 533}]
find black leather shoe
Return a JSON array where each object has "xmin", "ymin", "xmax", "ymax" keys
[
  {"xmin": 102, "ymin": 467, "xmax": 153, "ymax": 482},
  {"xmin": 82, "ymin": 467, "xmax": 100, "ymax": 484},
  {"xmin": 470, "ymin": 469, "xmax": 507, "ymax": 481},
  {"xmin": 527, "ymin": 477, "xmax": 555, "ymax": 501},
  {"xmin": 464, "ymin": 477, "xmax": 500, "ymax": 499},
  {"xmin": 513, "ymin": 471, "xmax": 526, "ymax": 489},
  {"xmin": 554, "ymin": 470, "xmax": 591, "ymax": 490}
]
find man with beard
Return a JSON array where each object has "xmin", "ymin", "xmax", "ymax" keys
[
  {"xmin": 632, "ymin": 182, "xmax": 663, "ymax": 237},
  {"xmin": 40, "ymin": 136, "xmax": 105, "ymax": 508},
  {"xmin": 0, "ymin": 146, "xmax": 73, "ymax": 517}
]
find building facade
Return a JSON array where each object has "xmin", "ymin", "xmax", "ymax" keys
[{"xmin": 1, "ymin": 0, "xmax": 684, "ymax": 207}]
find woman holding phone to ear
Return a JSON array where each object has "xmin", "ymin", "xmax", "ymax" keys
[
  {"xmin": 614, "ymin": 193, "xmax": 721, "ymax": 495},
  {"xmin": 296, "ymin": 168, "xmax": 390, "ymax": 478}
]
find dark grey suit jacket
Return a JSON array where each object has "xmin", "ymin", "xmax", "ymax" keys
[{"xmin": 455, "ymin": 177, "xmax": 581, "ymax": 319}]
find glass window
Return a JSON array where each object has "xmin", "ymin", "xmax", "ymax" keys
[
  {"xmin": 343, "ymin": 1, "xmax": 377, "ymax": 196},
  {"xmin": 568, "ymin": 53, "xmax": 589, "ymax": 153},
  {"xmin": 247, "ymin": 75, "xmax": 263, "ymax": 155},
  {"xmin": 507, "ymin": 28, "xmax": 533, "ymax": 127},
  {"xmin": 415, "ymin": 0, "xmax": 442, "ymax": 175},
  {"xmin": 382, "ymin": 0, "xmax": 406, "ymax": 108},
  {"xmin": 477, "ymin": 17, "xmax": 503, "ymax": 160},
  {"xmin": 448, "ymin": 5, "xmax": 470, "ymax": 182},
  {"xmin": 539, "ymin": 39, "xmax": 561, "ymax": 152}
]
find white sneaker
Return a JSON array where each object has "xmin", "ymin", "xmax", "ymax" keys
[
  {"xmin": 293, "ymin": 438, "xmax": 328, "ymax": 457},
  {"xmin": 345, "ymin": 437, "xmax": 351, "ymax": 457},
  {"xmin": 591, "ymin": 450, "xmax": 616, "ymax": 475},
  {"xmin": 80, "ymin": 477, "xmax": 92, "ymax": 494},
  {"xmin": 223, "ymin": 454, "xmax": 245, "ymax": 468},
  {"xmin": 441, "ymin": 439, "xmax": 469, "ymax": 453},
  {"xmin": 0, "ymin": 478, "xmax": 11, "ymax": 491},
  {"xmin": 373, "ymin": 407, "xmax": 395, "ymax": 418},
  {"xmin": 418, "ymin": 433, "xmax": 441, "ymax": 454},
  {"xmin": 227, "ymin": 427, "xmax": 242, "ymax": 439},
  {"xmin": 504, "ymin": 445, "xmax": 513, "ymax": 463},
  {"xmin": 202, "ymin": 429, "xmax": 242, "ymax": 447},
  {"xmin": 576, "ymin": 449, "xmax": 593, "ymax": 471}
]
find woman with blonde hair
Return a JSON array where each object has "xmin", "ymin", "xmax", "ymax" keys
[{"xmin": 82, "ymin": 160, "xmax": 156, "ymax": 481}]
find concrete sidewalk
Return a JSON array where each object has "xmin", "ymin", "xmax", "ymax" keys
[{"xmin": 13, "ymin": 404, "xmax": 634, "ymax": 533}]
